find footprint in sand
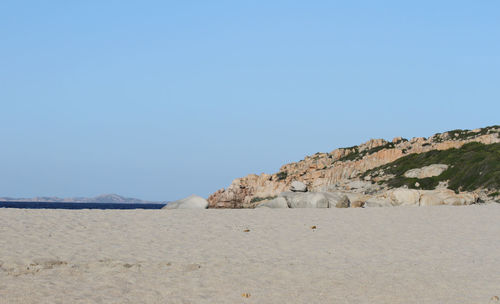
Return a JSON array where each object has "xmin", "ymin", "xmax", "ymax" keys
[{"xmin": 184, "ymin": 264, "xmax": 201, "ymax": 272}]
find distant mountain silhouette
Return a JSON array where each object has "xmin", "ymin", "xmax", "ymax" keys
[{"xmin": 0, "ymin": 193, "xmax": 160, "ymax": 204}]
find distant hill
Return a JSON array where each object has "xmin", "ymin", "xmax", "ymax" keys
[{"xmin": 0, "ymin": 194, "xmax": 160, "ymax": 204}]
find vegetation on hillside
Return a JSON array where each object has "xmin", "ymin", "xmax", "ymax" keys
[
  {"xmin": 276, "ymin": 171, "xmax": 288, "ymax": 181},
  {"xmin": 336, "ymin": 141, "xmax": 408, "ymax": 162},
  {"xmin": 362, "ymin": 142, "xmax": 500, "ymax": 193},
  {"xmin": 430, "ymin": 125, "xmax": 499, "ymax": 142}
]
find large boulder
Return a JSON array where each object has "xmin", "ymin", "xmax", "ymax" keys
[
  {"xmin": 403, "ymin": 164, "xmax": 448, "ymax": 179},
  {"xmin": 365, "ymin": 188, "xmax": 420, "ymax": 207},
  {"xmin": 364, "ymin": 197, "xmax": 394, "ymax": 207},
  {"xmin": 290, "ymin": 181, "xmax": 307, "ymax": 192},
  {"xmin": 388, "ymin": 188, "xmax": 421, "ymax": 206},
  {"xmin": 363, "ymin": 188, "xmax": 479, "ymax": 207},
  {"xmin": 256, "ymin": 197, "xmax": 289, "ymax": 208},
  {"xmin": 364, "ymin": 188, "xmax": 420, "ymax": 207},
  {"xmin": 278, "ymin": 191, "xmax": 350, "ymax": 208},
  {"xmin": 419, "ymin": 190, "xmax": 477, "ymax": 206},
  {"xmin": 279, "ymin": 192, "xmax": 328, "ymax": 208},
  {"xmin": 323, "ymin": 192, "xmax": 350, "ymax": 208},
  {"xmin": 163, "ymin": 195, "xmax": 209, "ymax": 209}
]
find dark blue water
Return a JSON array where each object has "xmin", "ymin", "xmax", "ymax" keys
[{"xmin": 0, "ymin": 201, "xmax": 167, "ymax": 210}]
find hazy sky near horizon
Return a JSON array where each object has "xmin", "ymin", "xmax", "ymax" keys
[{"xmin": 1, "ymin": 1, "xmax": 499, "ymax": 201}]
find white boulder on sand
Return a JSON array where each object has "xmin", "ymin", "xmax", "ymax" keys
[
  {"xmin": 162, "ymin": 194, "xmax": 208, "ymax": 209},
  {"xmin": 277, "ymin": 192, "xmax": 350, "ymax": 208},
  {"xmin": 256, "ymin": 197, "xmax": 289, "ymax": 208}
]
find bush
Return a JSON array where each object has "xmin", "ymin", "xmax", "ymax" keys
[{"xmin": 276, "ymin": 171, "xmax": 288, "ymax": 181}]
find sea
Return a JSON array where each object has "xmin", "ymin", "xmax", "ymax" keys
[{"xmin": 0, "ymin": 201, "xmax": 167, "ymax": 210}]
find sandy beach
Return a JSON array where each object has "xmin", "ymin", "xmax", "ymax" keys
[{"xmin": 1, "ymin": 205, "xmax": 499, "ymax": 304}]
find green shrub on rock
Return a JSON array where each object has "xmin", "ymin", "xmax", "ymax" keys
[{"xmin": 363, "ymin": 142, "xmax": 500, "ymax": 193}]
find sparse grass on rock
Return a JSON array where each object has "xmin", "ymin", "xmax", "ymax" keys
[
  {"xmin": 250, "ymin": 196, "xmax": 277, "ymax": 204},
  {"xmin": 337, "ymin": 142, "xmax": 399, "ymax": 162}
]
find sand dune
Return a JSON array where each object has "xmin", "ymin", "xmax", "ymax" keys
[{"xmin": 1, "ymin": 205, "xmax": 499, "ymax": 303}]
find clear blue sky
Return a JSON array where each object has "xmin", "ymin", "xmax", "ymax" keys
[{"xmin": 1, "ymin": 1, "xmax": 499, "ymax": 201}]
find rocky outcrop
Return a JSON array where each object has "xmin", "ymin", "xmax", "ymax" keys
[
  {"xmin": 208, "ymin": 126, "xmax": 500, "ymax": 208},
  {"xmin": 363, "ymin": 189, "xmax": 479, "ymax": 207},
  {"xmin": 419, "ymin": 190, "xmax": 478, "ymax": 206},
  {"xmin": 207, "ymin": 173, "xmax": 286, "ymax": 208},
  {"xmin": 256, "ymin": 192, "xmax": 350, "ymax": 208},
  {"xmin": 279, "ymin": 192, "xmax": 327, "ymax": 208},
  {"xmin": 163, "ymin": 195, "xmax": 208, "ymax": 209}
]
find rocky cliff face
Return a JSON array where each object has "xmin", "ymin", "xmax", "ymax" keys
[{"xmin": 208, "ymin": 126, "xmax": 500, "ymax": 208}]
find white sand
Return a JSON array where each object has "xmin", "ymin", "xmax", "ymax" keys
[{"xmin": 1, "ymin": 205, "xmax": 499, "ymax": 304}]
